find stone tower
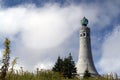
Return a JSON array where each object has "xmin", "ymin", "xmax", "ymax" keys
[{"xmin": 77, "ymin": 17, "xmax": 98, "ymax": 77}]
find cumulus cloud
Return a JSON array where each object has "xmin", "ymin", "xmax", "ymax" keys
[
  {"xmin": 0, "ymin": 4, "xmax": 81, "ymax": 48},
  {"xmin": 98, "ymin": 25, "xmax": 120, "ymax": 74},
  {"xmin": 0, "ymin": 4, "xmax": 76, "ymax": 71},
  {"xmin": 0, "ymin": 3, "xmax": 100, "ymax": 71}
]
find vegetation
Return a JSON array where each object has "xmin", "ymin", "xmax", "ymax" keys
[
  {"xmin": 83, "ymin": 68, "xmax": 91, "ymax": 79},
  {"xmin": 6, "ymin": 70, "xmax": 79, "ymax": 80},
  {"xmin": 0, "ymin": 69, "xmax": 115, "ymax": 80},
  {"xmin": 52, "ymin": 53, "xmax": 76, "ymax": 79},
  {"xmin": 52, "ymin": 56, "xmax": 63, "ymax": 73},
  {"xmin": 0, "ymin": 38, "xmax": 11, "ymax": 80}
]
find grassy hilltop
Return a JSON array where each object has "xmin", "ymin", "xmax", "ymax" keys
[{"xmin": 3, "ymin": 70, "xmax": 109, "ymax": 80}]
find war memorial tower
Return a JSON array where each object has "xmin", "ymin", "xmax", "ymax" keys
[{"xmin": 77, "ymin": 17, "xmax": 98, "ymax": 77}]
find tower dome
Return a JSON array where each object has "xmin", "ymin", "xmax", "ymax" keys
[{"xmin": 81, "ymin": 17, "xmax": 88, "ymax": 26}]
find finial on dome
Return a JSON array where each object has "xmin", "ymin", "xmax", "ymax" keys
[{"xmin": 81, "ymin": 17, "xmax": 88, "ymax": 26}]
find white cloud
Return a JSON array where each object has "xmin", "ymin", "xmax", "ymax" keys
[
  {"xmin": 0, "ymin": 4, "xmax": 83, "ymax": 71},
  {"xmin": 34, "ymin": 62, "xmax": 54, "ymax": 70},
  {"xmin": 98, "ymin": 25, "xmax": 120, "ymax": 74},
  {"xmin": 0, "ymin": 4, "xmax": 81, "ymax": 49},
  {"xmin": 0, "ymin": 49, "xmax": 3, "ymax": 62}
]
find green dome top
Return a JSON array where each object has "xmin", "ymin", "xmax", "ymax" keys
[{"xmin": 81, "ymin": 17, "xmax": 88, "ymax": 26}]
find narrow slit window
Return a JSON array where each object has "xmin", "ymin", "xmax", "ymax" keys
[{"xmin": 83, "ymin": 33, "xmax": 85, "ymax": 36}]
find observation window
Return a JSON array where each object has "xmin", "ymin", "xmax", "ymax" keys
[{"xmin": 83, "ymin": 33, "xmax": 86, "ymax": 36}]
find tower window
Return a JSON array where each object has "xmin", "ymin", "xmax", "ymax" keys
[{"xmin": 83, "ymin": 33, "xmax": 86, "ymax": 37}]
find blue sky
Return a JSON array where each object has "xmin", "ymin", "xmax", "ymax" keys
[
  {"xmin": 0, "ymin": 0, "xmax": 120, "ymax": 75},
  {"xmin": 1, "ymin": 0, "xmax": 100, "ymax": 7}
]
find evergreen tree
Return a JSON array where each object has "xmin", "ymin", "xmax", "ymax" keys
[
  {"xmin": 62, "ymin": 57, "xmax": 69, "ymax": 78},
  {"xmin": 83, "ymin": 68, "xmax": 91, "ymax": 78},
  {"xmin": 52, "ymin": 53, "xmax": 77, "ymax": 79},
  {"xmin": 0, "ymin": 38, "xmax": 10, "ymax": 80},
  {"xmin": 62, "ymin": 53, "xmax": 76, "ymax": 78},
  {"xmin": 52, "ymin": 56, "xmax": 63, "ymax": 73}
]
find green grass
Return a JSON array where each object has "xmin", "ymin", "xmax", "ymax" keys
[
  {"xmin": 0, "ymin": 69, "xmax": 116, "ymax": 80},
  {"xmin": 5, "ymin": 71, "xmax": 79, "ymax": 80},
  {"xmin": 3, "ymin": 70, "xmax": 113, "ymax": 80}
]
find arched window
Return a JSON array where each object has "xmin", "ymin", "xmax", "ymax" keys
[{"xmin": 83, "ymin": 33, "xmax": 86, "ymax": 37}]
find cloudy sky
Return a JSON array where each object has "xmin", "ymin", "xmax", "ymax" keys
[{"xmin": 0, "ymin": 0, "xmax": 120, "ymax": 75}]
